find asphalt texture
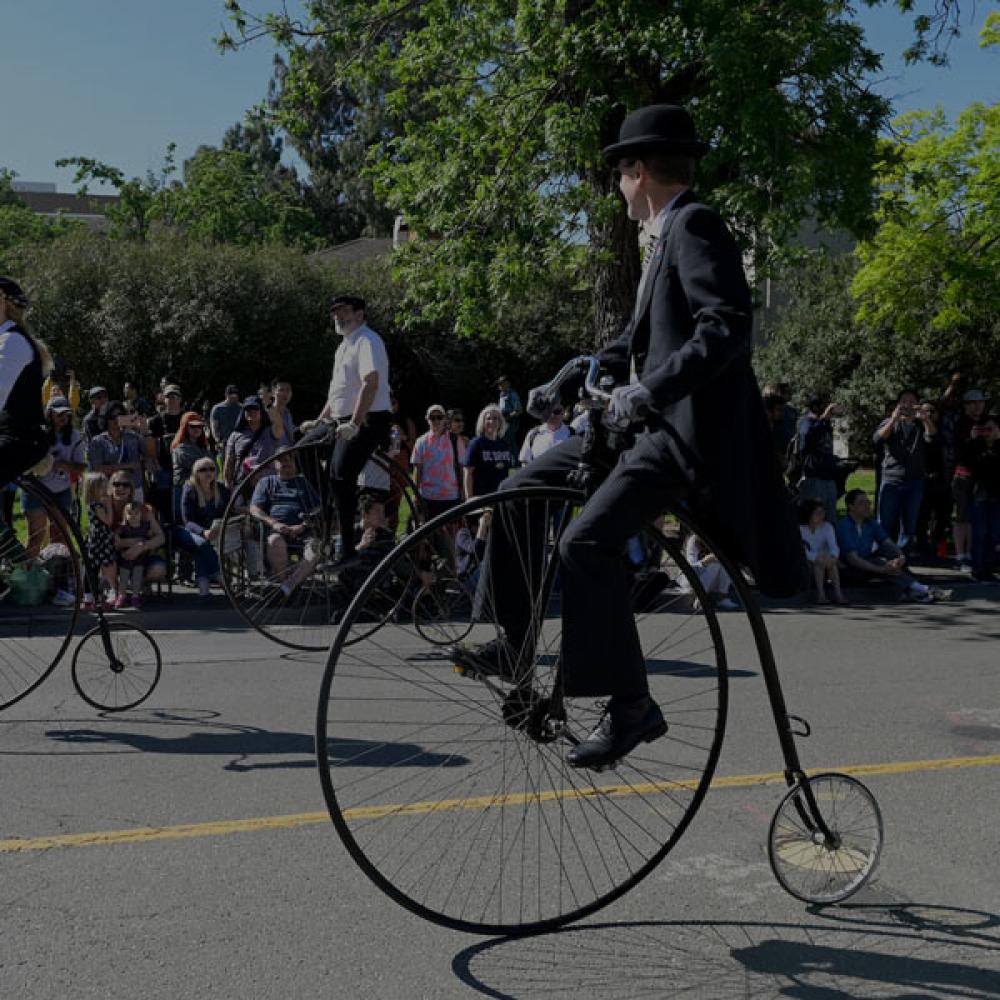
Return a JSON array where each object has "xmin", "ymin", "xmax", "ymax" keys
[{"xmin": 2, "ymin": 569, "xmax": 999, "ymax": 1000}]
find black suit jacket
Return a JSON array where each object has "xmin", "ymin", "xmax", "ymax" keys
[{"xmin": 599, "ymin": 190, "xmax": 805, "ymax": 597}]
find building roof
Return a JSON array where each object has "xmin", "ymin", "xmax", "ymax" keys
[{"xmin": 14, "ymin": 190, "xmax": 120, "ymax": 229}]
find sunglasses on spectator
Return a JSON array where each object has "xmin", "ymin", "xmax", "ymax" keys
[
  {"xmin": 111, "ymin": 481, "xmax": 132, "ymax": 489},
  {"xmin": 428, "ymin": 414, "xmax": 445, "ymax": 420}
]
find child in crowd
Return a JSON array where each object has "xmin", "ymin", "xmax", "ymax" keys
[
  {"xmin": 82, "ymin": 472, "xmax": 117, "ymax": 608},
  {"xmin": 799, "ymin": 498, "xmax": 848, "ymax": 605},
  {"xmin": 682, "ymin": 533, "xmax": 737, "ymax": 611},
  {"xmin": 114, "ymin": 501, "xmax": 150, "ymax": 608}
]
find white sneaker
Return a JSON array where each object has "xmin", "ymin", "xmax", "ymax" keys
[{"xmin": 959, "ymin": 561, "xmax": 975, "ymax": 575}]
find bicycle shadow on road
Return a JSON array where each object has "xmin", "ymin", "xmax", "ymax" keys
[
  {"xmin": 451, "ymin": 899, "xmax": 1000, "ymax": 999},
  {"xmin": 36, "ymin": 710, "xmax": 469, "ymax": 772}
]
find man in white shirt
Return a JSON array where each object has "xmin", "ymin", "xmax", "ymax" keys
[
  {"xmin": 317, "ymin": 294, "xmax": 392, "ymax": 565},
  {"xmin": 519, "ymin": 404, "xmax": 573, "ymax": 464}
]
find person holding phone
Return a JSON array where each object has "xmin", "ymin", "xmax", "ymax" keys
[{"xmin": 86, "ymin": 400, "xmax": 146, "ymax": 500}]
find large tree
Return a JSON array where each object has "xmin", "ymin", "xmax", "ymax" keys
[{"xmin": 220, "ymin": 0, "xmax": 966, "ymax": 344}]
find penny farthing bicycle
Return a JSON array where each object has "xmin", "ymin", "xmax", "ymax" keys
[
  {"xmin": 0, "ymin": 475, "xmax": 161, "ymax": 712},
  {"xmin": 315, "ymin": 357, "xmax": 884, "ymax": 936},
  {"xmin": 219, "ymin": 426, "xmax": 426, "ymax": 652}
]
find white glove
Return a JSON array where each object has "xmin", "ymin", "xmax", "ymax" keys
[
  {"xmin": 336, "ymin": 420, "xmax": 360, "ymax": 442},
  {"xmin": 526, "ymin": 385, "xmax": 556, "ymax": 421},
  {"xmin": 609, "ymin": 383, "xmax": 654, "ymax": 425}
]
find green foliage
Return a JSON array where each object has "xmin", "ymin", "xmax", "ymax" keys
[
  {"xmin": 221, "ymin": 0, "xmax": 964, "ymax": 344},
  {"xmin": 852, "ymin": 99, "xmax": 1000, "ymax": 374},
  {"xmin": 0, "ymin": 169, "xmax": 82, "ymax": 272}
]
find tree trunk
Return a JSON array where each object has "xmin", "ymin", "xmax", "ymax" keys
[{"xmin": 587, "ymin": 167, "xmax": 640, "ymax": 348}]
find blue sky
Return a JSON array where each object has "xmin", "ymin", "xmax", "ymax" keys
[{"xmin": 4, "ymin": 0, "xmax": 997, "ymax": 190}]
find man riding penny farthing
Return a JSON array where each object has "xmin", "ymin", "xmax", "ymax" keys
[{"xmin": 450, "ymin": 104, "xmax": 806, "ymax": 770}]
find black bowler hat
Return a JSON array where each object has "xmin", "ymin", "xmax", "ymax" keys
[{"xmin": 602, "ymin": 105, "xmax": 708, "ymax": 163}]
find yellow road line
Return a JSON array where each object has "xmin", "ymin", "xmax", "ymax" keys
[{"xmin": 3, "ymin": 752, "xmax": 999, "ymax": 855}]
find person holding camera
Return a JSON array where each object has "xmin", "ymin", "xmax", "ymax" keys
[
  {"xmin": 961, "ymin": 413, "xmax": 1000, "ymax": 581},
  {"xmin": 797, "ymin": 393, "xmax": 844, "ymax": 522},
  {"xmin": 874, "ymin": 389, "xmax": 937, "ymax": 552}
]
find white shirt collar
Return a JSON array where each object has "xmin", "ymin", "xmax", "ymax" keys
[{"xmin": 648, "ymin": 187, "xmax": 689, "ymax": 238}]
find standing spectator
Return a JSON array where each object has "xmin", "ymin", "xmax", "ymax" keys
[
  {"xmin": 147, "ymin": 385, "xmax": 185, "ymax": 521},
  {"xmin": 944, "ymin": 388, "xmax": 988, "ymax": 572},
  {"xmin": 315, "ymin": 294, "xmax": 392, "ymax": 566},
  {"xmin": 761, "ymin": 391, "xmax": 789, "ymax": 471},
  {"xmin": 386, "ymin": 392, "xmax": 417, "ymax": 532},
  {"xmin": 519, "ymin": 404, "xmax": 573, "ymax": 465},
  {"xmin": 43, "ymin": 366, "xmax": 80, "ymax": 415},
  {"xmin": 496, "ymin": 375, "xmax": 523, "ymax": 454},
  {"xmin": 447, "ymin": 409, "xmax": 469, "ymax": 463},
  {"xmin": 463, "ymin": 404, "xmax": 516, "ymax": 499},
  {"xmin": 123, "ymin": 381, "xmax": 152, "ymax": 417},
  {"xmin": 175, "ymin": 457, "xmax": 231, "ymax": 597},
  {"xmin": 23, "ymin": 396, "xmax": 85, "ymax": 559},
  {"xmin": 964, "ymin": 415, "xmax": 1000, "ymax": 582},
  {"xmin": 87, "ymin": 401, "xmax": 145, "ymax": 499},
  {"xmin": 412, "ymin": 404, "xmax": 462, "ymax": 516},
  {"xmin": 799, "ymin": 498, "xmax": 847, "ymax": 605},
  {"xmin": 82, "ymin": 472, "xmax": 117, "ymax": 607},
  {"xmin": 914, "ymin": 398, "xmax": 951, "ymax": 559},
  {"xmin": 874, "ymin": 389, "xmax": 936, "ymax": 552},
  {"xmin": 82, "ymin": 386, "xmax": 109, "ymax": 443},
  {"xmin": 257, "ymin": 383, "xmax": 275, "ymax": 409},
  {"xmin": 796, "ymin": 393, "xmax": 842, "ymax": 522},
  {"xmin": 210, "ymin": 385, "xmax": 242, "ymax": 454},
  {"xmin": 271, "ymin": 378, "xmax": 297, "ymax": 441},
  {"xmin": 223, "ymin": 395, "xmax": 287, "ymax": 488},
  {"xmin": 835, "ymin": 489, "xmax": 947, "ymax": 603},
  {"xmin": 390, "ymin": 392, "xmax": 418, "ymax": 449},
  {"xmin": 170, "ymin": 412, "xmax": 211, "ymax": 517}
]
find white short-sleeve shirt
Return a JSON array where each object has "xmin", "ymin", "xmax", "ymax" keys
[{"xmin": 327, "ymin": 324, "xmax": 391, "ymax": 419}]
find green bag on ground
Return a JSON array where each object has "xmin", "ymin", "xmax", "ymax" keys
[{"xmin": 6, "ymin": 562, "xmax": 51, "ymax": 607}]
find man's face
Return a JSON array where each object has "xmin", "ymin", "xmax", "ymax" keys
[
  {"xmin": 276, "ymin": 455, "xmax": 296, "ymax": 479},
  {"xmin": 165, "ymin": 391, "xmax": 182, "ymax": 412},
  {"xmin": 331, "ymin": 304, "xmax": 363, "ymax": 336},
  {"xmin": 274, "ymin": 383, "xmax": 292, "ymax": 407},
  {"xmin": 848, "ymin": 494, "xmax": 871, "ymax": 518},
  {"xmin": 897, "ymin": 392, "xmax": 918, "ymax": 418},
  {"xmin": 548, "ymin": 406, "xmax": 564, "ymax": 427},
  {"xmin": 427, "ymin": 411, "xmax": 446, "ymax": 432},
  {"xmin": 965, "ymin": 400, "xmax": 986, "ymax": 419},
  {"xmin": 91, "ymin": 393, "xmax": 108, "ymax": 411},
  {"xmin": 616, "ymin": 158, "xmax": 650, "ymax": 223},
  {"xmin": 227, "ymin": 391, "xmax": 239, "ymax": 404}
]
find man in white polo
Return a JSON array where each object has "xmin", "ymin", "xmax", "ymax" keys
[{"xmin": 317, "ymin": 294, "xmax": 392, "ymax": 566}]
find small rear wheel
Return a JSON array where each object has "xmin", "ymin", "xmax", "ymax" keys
[
  {"xmin": 768, "ymin": 772, "xmax": 883, "ymax": 904},
  {"xmin": 72, "ymin": 621, "xmax": 162, "ymax": 712}
]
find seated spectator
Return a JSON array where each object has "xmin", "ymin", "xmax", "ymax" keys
[
  {"xmin": 23, "ymin": 396, "xmax": 85, "ymax": 560},
  {"xmin": 681, "ymin": 533, "xmax": 737, "ymax": 611},
  {"xmin": 88, "ymin": 401, "xmax": 145, "ymax": 500},
  {"xmin": 249, "ymin": 452, "xmax": 321, "ymax": 598},
  {"xmin": 874, "ymin": 389, "xmax": 936, "ymax": 552},
  {"xmin": 835, "ymin": 489, "xmax": 948, "ymax": 603},
  {"xmin": 113, "ymin": 501, "xmax": 151, "ymax": 609},
  {"xmin": 108, "ymin": 474, "xmax": 167, "ymax": 593},
  {"xmin": 412, "ymin": 404, "xmax": 463, "ymax": 516},
  {"xmin": 175, "ymin": 457, "xmax": 231, "ymax": 597},
  {"xmin": 964, "ymin": 415, "xmax": 1000, "ymax": 582},
  {"xmin": 519, "ymin": 404, "xmax": 573, "ymax": 465},
  {"xmin": 462, "ymin": 404, "xmax": 516, "ymax": 500},
  {"xmin": 799, "ymin": 498, "xmax": 847, "ymax": 605},
  {"xmin": 210, "ymin": 385, "xmax": 242, "ymax": 454},
  {"xmin": 170, "ymin": 411, "xmax": 211, "ymax": 516},
  {"xmin": 223, "ymin": 395, "xmax": 287, "ymax": 488}
]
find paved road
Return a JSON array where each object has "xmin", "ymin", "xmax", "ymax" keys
[{"xmin": 2, "ymin": 587, "xmax": 999, "ymax": 999}]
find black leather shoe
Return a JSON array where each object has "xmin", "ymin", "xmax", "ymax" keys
[
  {"xmin": 450, "ymin": 637, "xmax": 526, "ymax": 683},
  {"xmin": 566, "ymin": 696, "xmax": 667, "ymax": 770}
]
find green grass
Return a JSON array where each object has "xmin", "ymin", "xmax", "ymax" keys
[{"xmin": 836, "ymin": 467, "xmax": 876, "ymax": 518}]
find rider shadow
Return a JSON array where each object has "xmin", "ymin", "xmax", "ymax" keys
[
  {"xmin": 645, "ymin": 658, "xmax": 756, "ymax": 679},
  {"xmin": 44, "ymin": 722, "xmax": 469, "ymax": 772},
  {"xmin": 450, "ymin": 902, "xmax": 1000, "ymax": 999}
]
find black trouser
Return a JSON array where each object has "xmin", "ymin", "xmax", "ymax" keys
[
  {"xmin": 0, "ymin": 428, "xmax": 47, "ymax": 492},
  {"xmin": 915, "ymin": 476, "xmax": 952, "ymax": 548},
  {"xmin": 330, "ymin": 412, "xmax": 391, "ymax": 555},
  {"xmin": 486, "ymin": 430, "xmax": 689, "ymax": 700}
]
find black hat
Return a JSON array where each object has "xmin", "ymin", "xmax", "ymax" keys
[
  {"xmin": 602, "ymin": 105, "xmax": 708, "ymax": 163},
  {"xmin": 225, "ymin": 384, "xmax": 239, "ymax": 395},
  {"xmin": 330, "ymin": 294, "xmax": 366, "ymax": 312},
  {"xmin": 0, "ymin": 277, "xmax": 28, "ymax": 308}
]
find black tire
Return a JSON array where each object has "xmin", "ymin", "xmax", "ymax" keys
[
  {"xmin": 71, "ymin": 621, "xmax": 162, "ymax": 712},
  {"xmin": 0, "ymin": 477, "xmax": 82, "ymax": 710},
  {"xmin": 317, "ymin": 487, "xmax": 730, "ymax": 935},
  {"xmin": 768, "ymin": 772, "xmax": 884, "ymax": 904},
  {"xmin": 220, "ymin": 439, "xmax": 423, "ymax": 652}
]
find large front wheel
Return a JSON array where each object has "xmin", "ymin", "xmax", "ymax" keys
[{"xmin": 317, "ymin": 488, "xmax": 729, "ymax": 935}]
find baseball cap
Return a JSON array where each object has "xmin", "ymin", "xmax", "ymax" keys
[
  {"xmin": 46, "ymin": 396, "xmax": 73, "ymax": 414},
  {"xmin": 88, "ymin": 386, "xmax": 108, "ymax": 398},
  {"xmin": 163, "ymin": 384, "xmax": 182, "ymax": 397},
  {"xmin": 425, "ymin": 404, "xmax": 446, "ymax": 418},
  {"xmin": 963, "ymin": 389, "xmax": 987, "ymax": 402},
  {"xmin": 0, "ymin": 277, "xmax": 28, "ymax": 308}
]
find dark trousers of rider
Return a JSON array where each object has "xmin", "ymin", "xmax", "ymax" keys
[
  {"xmin": 330, "ymin": 411, "xmax": 391, "ymax": 556},
  {"xmin": 487, "ymin": 430, "xmax": 689, "ymax": 700}
]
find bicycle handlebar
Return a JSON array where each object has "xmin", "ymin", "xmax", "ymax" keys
[{"xmin": 531, "ymin": 355, "xmax": 656, "ymax": 423}]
